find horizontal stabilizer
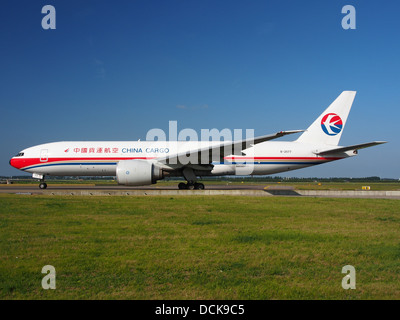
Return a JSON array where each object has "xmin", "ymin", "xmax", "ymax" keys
[{"xmin": 316, "ymin": 141, "xmax": 387, "ymax": 156}]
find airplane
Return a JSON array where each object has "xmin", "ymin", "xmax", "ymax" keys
[{"xmin": 9, "ymin": 91, "xmax": 386, "ymax": 190}]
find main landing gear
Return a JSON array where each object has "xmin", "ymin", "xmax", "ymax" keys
[
  {"xmin": 178, "ymin": 167, "xmax": 205, "ymax": 190},
  {"xmin": 178, "ymin": 182, "xmax": 205, "ymax": 190}
]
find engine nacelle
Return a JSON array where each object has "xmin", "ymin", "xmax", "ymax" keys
[{"xmin": 116, "ymin": 160, "xmax": 164, "ymax": 186}]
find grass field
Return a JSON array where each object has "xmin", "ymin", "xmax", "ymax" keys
[{"xmin": 0, "ymin": 194, "xmax": 399, "ymax": 299}]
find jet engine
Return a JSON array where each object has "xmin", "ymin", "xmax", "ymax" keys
[{"xmin": 116, "ymin": 160, "xmax": 164, "ymax": 186}]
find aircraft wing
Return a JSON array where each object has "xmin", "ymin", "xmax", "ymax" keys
[
  {"xmin": 158, "ymin": 130, "xmax": 304, "ymax": 165},
  {"xmin": 316, "ymin": 141, "xmax": 387, "ymax": 156}
]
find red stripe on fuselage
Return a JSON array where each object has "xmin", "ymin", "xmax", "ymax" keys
[
  {"xmin": 10, "ymin": 157, "xmax": 155, "ymax": 170},
  {"xmin": 10, "ymin": 156, "xmax": 343, "ymax": 170}
]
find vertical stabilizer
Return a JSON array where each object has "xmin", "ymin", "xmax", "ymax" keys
[{"xmin": 296, "ymin": 91, "xmax": 356, "ymax": 146}]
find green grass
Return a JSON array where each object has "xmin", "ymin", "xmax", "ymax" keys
[{"xmin": 0, "ymin": 194, "xmax": 399, "ymax": 299}]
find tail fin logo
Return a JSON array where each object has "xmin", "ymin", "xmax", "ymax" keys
[{"xmin": 321, "ymin": 113, "xmax": 343, "ymax": 136}]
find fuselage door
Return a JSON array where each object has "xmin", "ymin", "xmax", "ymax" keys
[{"xmin": 40, "ymin": 149, "xmax": 48, "ymax": 162}]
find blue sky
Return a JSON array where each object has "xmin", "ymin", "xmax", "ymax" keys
[{"xmin": 1, "ymin": 0, "xmax": 399, "ymax": 178}]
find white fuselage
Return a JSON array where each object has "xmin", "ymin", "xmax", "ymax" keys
[{"xmin": 9, "ymin": 140, "xmax": 349, "ymax": 177}]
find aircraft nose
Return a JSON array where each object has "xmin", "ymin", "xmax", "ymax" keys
[
  {"xmin": 9, "ymin": 158, "xmax": 18, "ymax": 168},
  {"xmin": 10, "ymin": 157, "xmax": 27, "ymax": 170}
]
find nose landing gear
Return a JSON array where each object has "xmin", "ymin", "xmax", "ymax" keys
[
  {"xmin": 39, "ymin": 182, "xmax": 48, "ymax": 189},
  {"xmin": 33, "ymin": 174, "xmax": 47, "ymax": 189}
]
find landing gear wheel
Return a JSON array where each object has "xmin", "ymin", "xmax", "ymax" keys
[
  {"xmin": 178, "ymin": 182, "xmax": 187, "ymax": 190},
  {"xmin": 186, "ymin": 182, "xmax": 195, "ymax": 190},
  {"xmin": 39, "ymin": 182, "xmax": 47, "ymax": 189},
  {"xmin": 194, "ymin": 182, "xmax": 205, "ymax": 190}
]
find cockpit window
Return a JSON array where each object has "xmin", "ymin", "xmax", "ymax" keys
[{"xmin": 15, "ymin": 152, "xmax": 24, "ymax": 157}]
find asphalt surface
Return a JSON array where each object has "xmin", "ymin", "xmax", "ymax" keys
[
  {"xmin": 1, "ymin": 184, "xmax": 400, "ymax": 199},
  {"xmin": 0, "ymin": 183, "xmax": 273, "ymax": 193}
]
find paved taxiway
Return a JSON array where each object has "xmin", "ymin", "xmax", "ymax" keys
[{"xmin": 1, "ymin": 184, "xmax": 400, "ymax": 199}]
